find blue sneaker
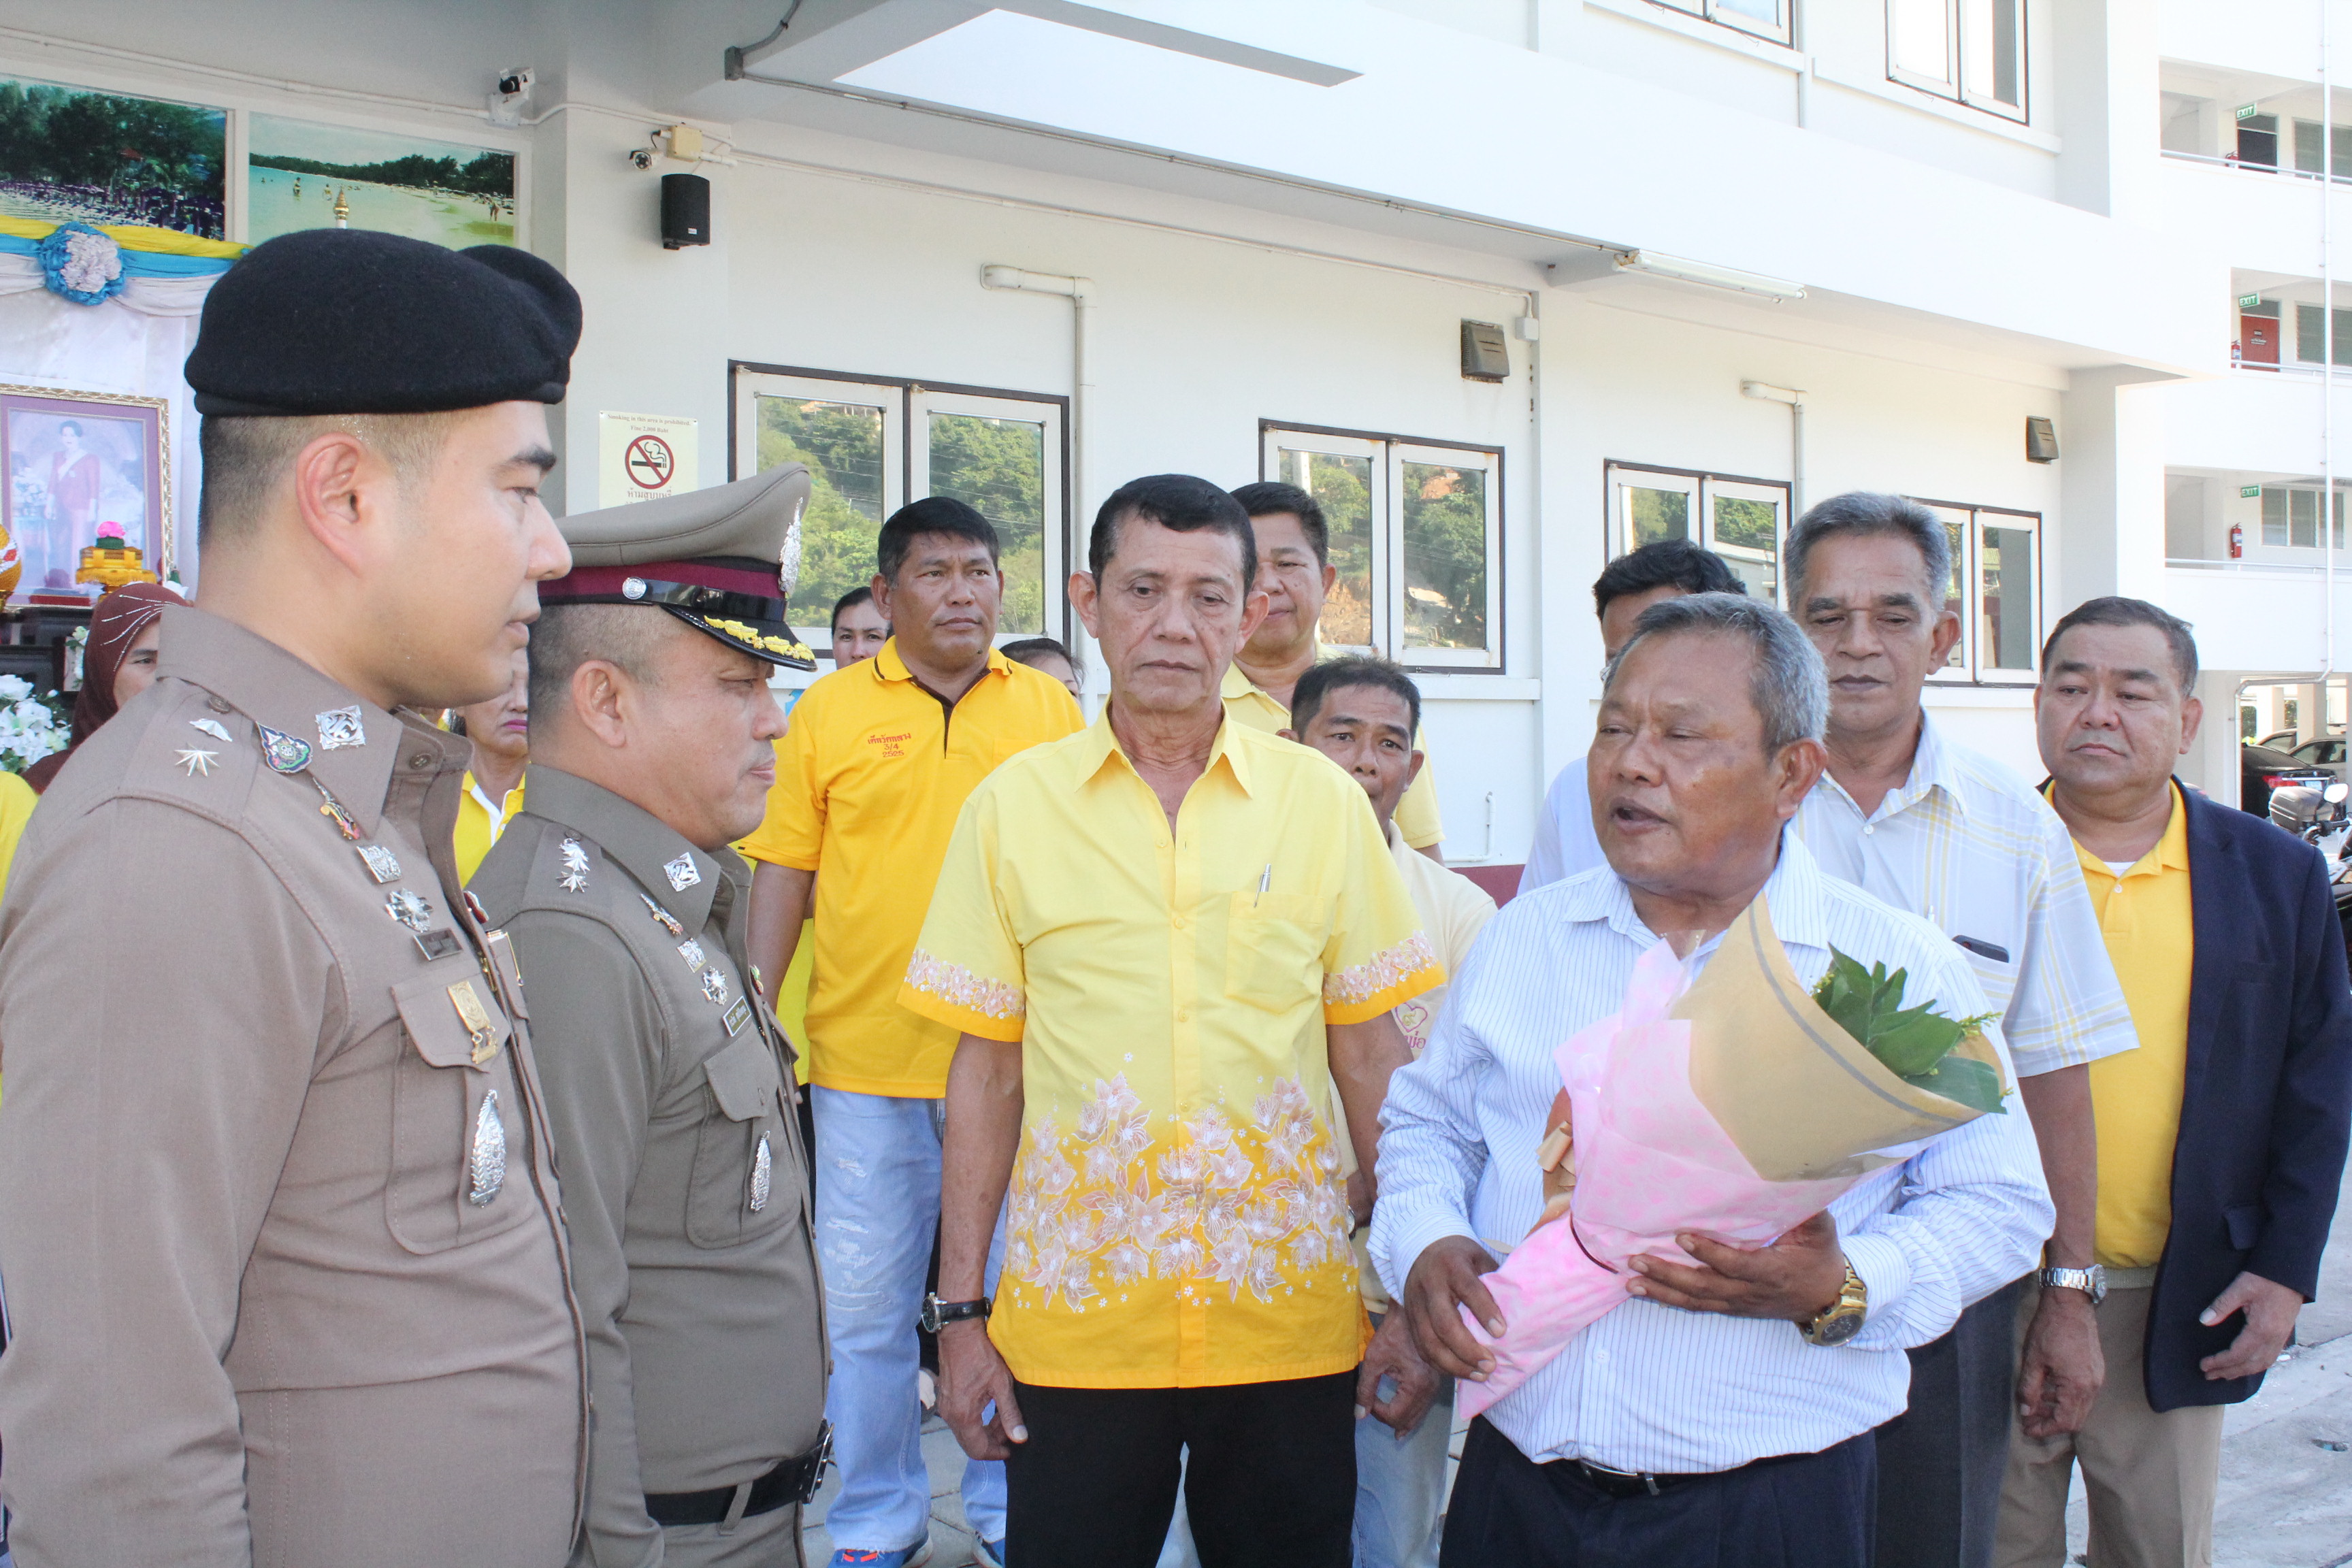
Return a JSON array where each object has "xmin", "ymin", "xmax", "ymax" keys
[{"xmin": 827, "ymin": 1539, "xmax": 934, "ymax": 1568}]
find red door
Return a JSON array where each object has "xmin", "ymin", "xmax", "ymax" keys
[{"xmin": 2242, "ymin": 313, "xmax": 2280, "ymax": 365}]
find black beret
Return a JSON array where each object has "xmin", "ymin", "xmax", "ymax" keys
[{"xmin": 185, "ymin": 229, "xmax": 582, "ymax": 417}]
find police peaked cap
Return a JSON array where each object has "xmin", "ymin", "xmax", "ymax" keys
[
  {"xmin": 185, "ymin": 229, "xmax": 582, "ymax": 416},
  {"xmin": 540, "ymin": 465, "xmax": 817, "ymax": 671}
]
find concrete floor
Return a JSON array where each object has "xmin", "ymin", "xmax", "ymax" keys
[{"xmin": 806, "ymin": 1171, "xmax": 2352, "ymax": 1567}]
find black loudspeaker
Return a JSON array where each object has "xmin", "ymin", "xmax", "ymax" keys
[{"xmin": 661, "ymin": 173, "xmax": 710, "ymax": 250}]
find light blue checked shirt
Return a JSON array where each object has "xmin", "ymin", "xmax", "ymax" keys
[
  {"xmin": 1793, "ymin": 711, "xmax": 2136, "ymax": 1079},
  {"xmin": 1371, "ymin": 834, "xmax": 2053, "ymax": 1474}
]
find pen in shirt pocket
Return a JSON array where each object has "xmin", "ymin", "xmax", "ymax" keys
[{"xmin": 1256, "ymin": 863, "xmax": 1272, "ymax": 906}]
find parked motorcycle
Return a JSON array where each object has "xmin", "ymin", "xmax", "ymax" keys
[{"xmin": 2270, "ymin": 781, "xmax": 2352, "ymax": 964}]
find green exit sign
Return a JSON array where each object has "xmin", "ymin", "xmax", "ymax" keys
[
  {"xmin": 2238, "ymin": 103, "xmax": 2261, "ymax": 120},
  {"xmin": 2243, "ymin": 485, "xmax": 2264, "ymax": 497},
  {"xmin": 2241, "ymin": 293, "xmax": 2264, "ymax": 308}
]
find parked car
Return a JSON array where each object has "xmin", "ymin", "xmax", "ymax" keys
[
  {"xmin": 2242, "ymin": 743, "xmax": 2334, "ymax": 816},
  {"xmin": 2291, "ymin": 734, "xmax": 2349, "ymax": 785},
  {"xmin": 2257, "ymin": 729, "xmax": 2302, "ymax": 751}
]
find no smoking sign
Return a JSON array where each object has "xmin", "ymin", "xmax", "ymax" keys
[{"xmin": 599, "ymin": 412, "xmax": 698, "ymax": 506}]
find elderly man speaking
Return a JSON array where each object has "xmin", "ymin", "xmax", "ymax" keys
[
  {"xmin": 1374, "ymin": 594, "xmax": 2052, "ymax": 1568},
  {"xmin": 905, "ymin": 473, "xmax": 1439, "ymax": 1568}
]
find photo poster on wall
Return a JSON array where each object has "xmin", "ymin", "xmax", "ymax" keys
[
  {"xmin": 0, "ymin": 389, "xmax": 167, "ymax": 599},
  {"xmin": 246, "ymin": 114, "xmax": 516, "ymax": 248},
  {"xmin": 0, "ymin": 75, "xmax": 227, "ymax": 238}
]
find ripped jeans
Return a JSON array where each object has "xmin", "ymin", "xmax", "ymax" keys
[{"xmin": 813, "ymin": 1086, "xmax": 1006, "ymax": 1553}]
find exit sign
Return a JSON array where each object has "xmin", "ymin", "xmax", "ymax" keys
[
  {"xmin": 2240, "ymin": 293, "xmax": 2263, "ymax": 308},
  {"xmin": 2238, "ymin": 103, "xmax": 2261, "ymax": 120},
  {"xmin": 2243, "ymin": 485, "xmax": 2264, "ymax": 497}
]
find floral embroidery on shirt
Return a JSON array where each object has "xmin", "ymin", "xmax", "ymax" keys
[
  {"xmin": 904, "ymin": 948, "xmax": 1026, "ymax": 1021},
  {"xmin": 1322, "ymin": 932, "xmax": 1441, "ymax": 1011},
  {"xmin": 1006, "ymin": 1074, "xmax": 1354, "ymax": 1310}
]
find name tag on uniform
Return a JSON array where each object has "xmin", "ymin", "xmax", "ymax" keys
[
  {"xmin": 723, "ymin": 998, "xmax": 753, "ymax": 1037},
  {"xmin": 448, "ymin": 979, "xmax": 500, "ymax": 1066},
  {"xmin": 413, "ymin": 928, "xmax": 463, "ymax": 962}
]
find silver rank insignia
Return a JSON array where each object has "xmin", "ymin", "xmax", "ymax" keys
[
  {"xmin": 357, "ymin": 844, "xmax": 402, "ymax": 883},
  {"xmin": 749, "ymin": 1132, "xmax": 773, "ymax": 1213},
  {"xmin": 257, "ymin": 725, "xmax": 312, "ymax": 774},
  {"xmin": 315, "ymin": 705, "xmax": 366, "ymax": 751},
  {"xmin": 557, "ymin": 837, "xmax": 590, "ymax": 892},
  {"xmin": 664, "ymin": 853, "xmax": 702, "ymax": 892},
  {"xmin": 639, "ymin": 894, "xmax": 683, "ymax": 936},
  {"xmin": 467, "ymin": 1090, "xmax": 507, "ymax": 1207},
  {"xmin": 189, "ymin": 717, "xmax": 232, "ymax": 742},
  {"xmin": 386, "ymin": 889, "xmax": 434, "ymax": 930},
  {"xmin": 678, "ymin": 939, "xmax": 706, "ymax": 973},
  {"xmin": 174, "ymin": 747, "xmax": 218, "ymax": 777},
  {"xmin": 702, "ymin": 968, "xmax": 730, "ymax": 1007}
]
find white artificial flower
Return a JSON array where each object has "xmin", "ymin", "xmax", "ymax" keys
[{"xmin": 0, "ymin": 675, "xmax": 32, "ymax": 701}]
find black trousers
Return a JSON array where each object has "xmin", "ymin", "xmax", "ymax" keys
[
  {"xmin": 1001, "ymin": 1371, "xmax": 1356, "ymax": 1568},
  {"xmin": 1873, "ymin": 1275, "xmax": 2029, "ymax": 1568},
  {"xmin": 1439, "ymin": 1417, "xmax": 1878, "ymax": 1568}
]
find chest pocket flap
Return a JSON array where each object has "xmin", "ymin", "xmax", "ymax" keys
[
  {"xmin": 689, "ymin": 1030, "xmax": 789, "ymax": 1248},
  {"xmin": 392, "ymin": 966, "xmax": 512, "ymax": 1070},
  {"xmin": 704, "ymin": 1030, "xmax": 783, "ymax": 1120}
]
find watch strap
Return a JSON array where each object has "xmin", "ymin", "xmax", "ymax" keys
[
  {"xmin": 1802, "ymin": 1260, "xmax": 1868, "ymax": 1345},
  {"xmin": 2037, "ymin": 1264, "xmax": 2106, "ymax": 1305}
]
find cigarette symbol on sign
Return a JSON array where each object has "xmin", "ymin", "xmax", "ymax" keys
[{"xmin": 625, "ymin": 435, "xmax": 675, "ymax": 490}]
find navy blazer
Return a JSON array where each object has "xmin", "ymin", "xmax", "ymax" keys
[{"xmin": 2148, "ymin": 785, "xmax": 2352, "ymax": 1411}]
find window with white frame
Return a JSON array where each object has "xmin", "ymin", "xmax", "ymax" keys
[
  {"xmin": 1912, "ymin": 500, "xmax": 2041, "ymax": 684},
  {"xmin": 1650, "ymin": 0, "xmax": 1790, "ymax": 45},
  {"xmin": 2257, "ymin": 485, "xmax": 2347, "ymax": 550},
  {"xmin": 730, "ymin": 363, "xmax": 1066, "ymax": 652},
  {"xmin": 1605, "ymin": 463, "xmax": 1791, "ymax": 602},
  {"xmin": 1260, "ymin": 424, "xmax": 1504, "ymax": 671},
  {"xmin": 1888, "ymin": 0, "xmax": 2026, "ymax": 122}
]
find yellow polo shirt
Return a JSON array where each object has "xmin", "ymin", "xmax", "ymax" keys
[
  {"xmin": 0, "ymin": 770, "xmax": 36, "ymax": 900},
  {"xmin": 455, "ymin": 772, "xmax": 525, "ymax": 885},
  {"xmin": 1222, "ymin": 657, "xmax": 1446, "ymax": 850},
  {"xmin": 741, "ymin": 639, "xmax": 1083, "ymax": 1097},
  {"xmin": 2068, "ymin": 783, "xmax": 2195, "ymax": 1271},
  {"xmin": 900, "ymin": 711, "xmax": 1442, "ymax": 1390}
]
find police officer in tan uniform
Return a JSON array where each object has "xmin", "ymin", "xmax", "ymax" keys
[
  {"xmin": 472, "ymin": 466, "xmax": 830, "ymax": 1568},
  {"xmin": 0, "ymin": 228, "xmax": 589, "ymax": 1568}
]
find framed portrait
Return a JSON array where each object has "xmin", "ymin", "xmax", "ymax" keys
[{"xmin": 0, "ymin": 387, "xmax": 168, "ymax": 600}]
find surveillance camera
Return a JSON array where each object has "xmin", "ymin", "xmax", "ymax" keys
[
  {"xmin": 629, "ymin": 148, "xmax": 655, "ymax": 171},
  {"xmin": 497, "ymin": 74, "xmax": 525, "ymax": 97}
]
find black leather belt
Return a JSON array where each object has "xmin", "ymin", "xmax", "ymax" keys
[
  {"xmin": 1557, "ymin": 1444, "xmax": 1816, "ymax": 1500},
  {"xmin": 644, "ymin": 1423, "xmax": 832, "ymax": 1528}
]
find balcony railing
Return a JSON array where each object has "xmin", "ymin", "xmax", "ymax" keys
[{"xmin": 2164, "ymin": 147, "xmax": 2352, "ymax": 184}]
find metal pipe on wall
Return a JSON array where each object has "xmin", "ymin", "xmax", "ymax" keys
[{"xmin": 1742, "ymin": 380, "xmax": 1809, "ymax": 523}]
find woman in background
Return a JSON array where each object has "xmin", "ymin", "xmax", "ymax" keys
[{"xmin": 22, "ymin": 580, "xmax": 183, "ymax": 796}]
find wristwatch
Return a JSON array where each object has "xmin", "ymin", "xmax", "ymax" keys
[
  {"xmin": 2037, "ymin": 1264, "xmax": 2107, "ymax": 1307},
  {"xmin": 920, "ymin": 1292, "xmax": 992, "ymax": 1334},
  {"xmin": 1801, "ymin": 1259, "xmax": 1870, "ymax": 1347}
]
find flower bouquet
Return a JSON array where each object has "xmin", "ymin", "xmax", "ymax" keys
[
  {"xmin": 0, "ymin": 674, "xmax": 68, "ymax": 774},
  {"xmin": 1456, "ymin": 895, "xmax": 2007, "ymax": 1420}
]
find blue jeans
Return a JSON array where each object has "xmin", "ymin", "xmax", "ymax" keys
[
  {"xmin": 814, "ymin": 1086, "xmax": 1005, "ymax": 1551},
  {"xmin": 1352, "ymin": 1329, "xmax": 1452, "ymax": 1568}
]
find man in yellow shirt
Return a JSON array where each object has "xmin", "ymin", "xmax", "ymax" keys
[
  {"xmin": 451, "ymin": 647, "xmax": 528, "ymax": 881},
  {"xmin": 741, "ymin": 495, "xmax": 1082, "ymax": 1568},
  {"xmin": 1224, "ymin": 481, "xmax": 1445, "ymax": 860},
  {"xmin": 2002, "ymin": 598, "xmax": 2352, "ymax": 1567},
  {"xmin": 913, "ymin": 474, "xmax": 1437, "ymax": 1568}
]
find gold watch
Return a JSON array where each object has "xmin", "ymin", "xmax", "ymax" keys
[{"xmin": 1801, "ymin": 1259, "xmax": 1869, "ymax": 1346}]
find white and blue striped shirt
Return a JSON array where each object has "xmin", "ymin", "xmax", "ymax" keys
[{"xmin": 1371, "ymin": 835, "xmax": 2053, "ymax": 1474}]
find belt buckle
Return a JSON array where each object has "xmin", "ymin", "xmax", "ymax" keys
[
  {"xmin": 792, "ymin": 1421, "xmax": 834, "ymax": 1507},
  {"xmin": 1579, "ymin": 1459, "xmax": 1663, "ymax": 1497}
]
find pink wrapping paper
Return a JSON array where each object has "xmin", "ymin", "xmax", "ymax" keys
[{"xmin": 1456, "ymin": 939, "xmax": 1861, "ymax": 1420}]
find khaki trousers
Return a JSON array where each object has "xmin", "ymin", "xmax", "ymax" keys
[{"xmin": 1994, "ymin": 1284, "xmax": 2225, "ymax": 1568}]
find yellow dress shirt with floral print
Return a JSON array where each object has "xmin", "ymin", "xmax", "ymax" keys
[{"xmin": 900, "ymin": 710, "xmax": 1442, "ymax": 1390}]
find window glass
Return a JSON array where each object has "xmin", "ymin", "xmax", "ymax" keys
[
  {"xmin": 1400, "ymin": 460, "xmax": 1489, "ymax": 652},
  {"xmin": 1714, "ymin": 0, "xmax": 1780, "ymax": 21},
  {"xmin": 2293, "ymin": 487, "xmax": 2321, "ymax": 549},
  {"xmin": 1942, "ymin": 519, "xmax": 1967, "ymax": 669},
  {"xmin": 1710, "ymin": 493, "xmax": 1780, "ymax": 600},
  {"xmin": 2295, "ymin": 304, "xmax": 2352, "ymax": 364},
  {"xmin": 1980, "ymin": 523, "xmax": 2035, "ymax": 671},
  {"xmin": 2298, "ymin": 119, "xmax": 2327, "ymax": 173},
  {"xmin": 1275, "ymin": 447, "xmax": 1374, "ymax": 647},
  {"xmin": 2264, "ymin": 487, "xmax": 2290, "ymax": 546},
  {"xmin": 927, "ymin": 411, "xmax": 1045, "ymax": 636},
  {"xmin": 1962, "ymin": 0, "xmax": 2021, "ymax": 108},
  {"xmin": 2240, "ymin": 114, "xmax": 2281, "ymax": 167},
  {"xmin": 1891, "ymin": 0, "xmax": 1952, "ymax": 84},
  {"xmin": 1627, "ymin": 485, "xmax": 1690, "ymax": 546},
  {"xmin": 756, "ymin": 394, "xmax": 887, "ymax": 627}
]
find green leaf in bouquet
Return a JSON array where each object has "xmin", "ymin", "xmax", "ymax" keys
[
  {"xmin": 1899, "ymin": 1054, "xmax": 2008, "ymax": 1115},
  {"xmin": 1867, "ymin": 1007, "xmax": 1965, "ymax": 1075}
]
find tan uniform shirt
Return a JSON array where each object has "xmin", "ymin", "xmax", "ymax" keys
[
  {"xmin": 473, "ymin": 767, "xmax": 827, "ymax": 1567},
  {"xmin": 0, "ymin": 606, "xmax": 585, "ymax": 1568}
]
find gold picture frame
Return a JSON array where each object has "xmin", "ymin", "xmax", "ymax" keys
[{"xmin": 0, "ymin": 384, "xmax": 171, "ymax": 598}]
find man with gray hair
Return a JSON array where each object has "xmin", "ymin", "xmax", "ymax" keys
[
  {"xmin": 1375, "ymin": 593, "xmax": 2052, "ymax": 1567},
  {"xmin": 1784, "ymin": 494, "xmax": 2136, "ymax": 1568}
]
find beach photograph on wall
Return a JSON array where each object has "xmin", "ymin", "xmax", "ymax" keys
[
  {"xmin": 246, "ymin": 116, "xmax": 516, "ymax": 247},
  {"xmin": 0, "ymin": 76, "xmax": 226, "ymax": 238}
]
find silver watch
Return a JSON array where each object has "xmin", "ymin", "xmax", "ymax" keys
[{"xmin": 2037, "ymin": 1264, "xmax": 2106, "ymax": 1307}]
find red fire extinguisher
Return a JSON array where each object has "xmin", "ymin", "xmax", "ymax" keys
[{"xmin": 2230, "ymin": 523, "xmax": 2245, "ymax": 559}]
